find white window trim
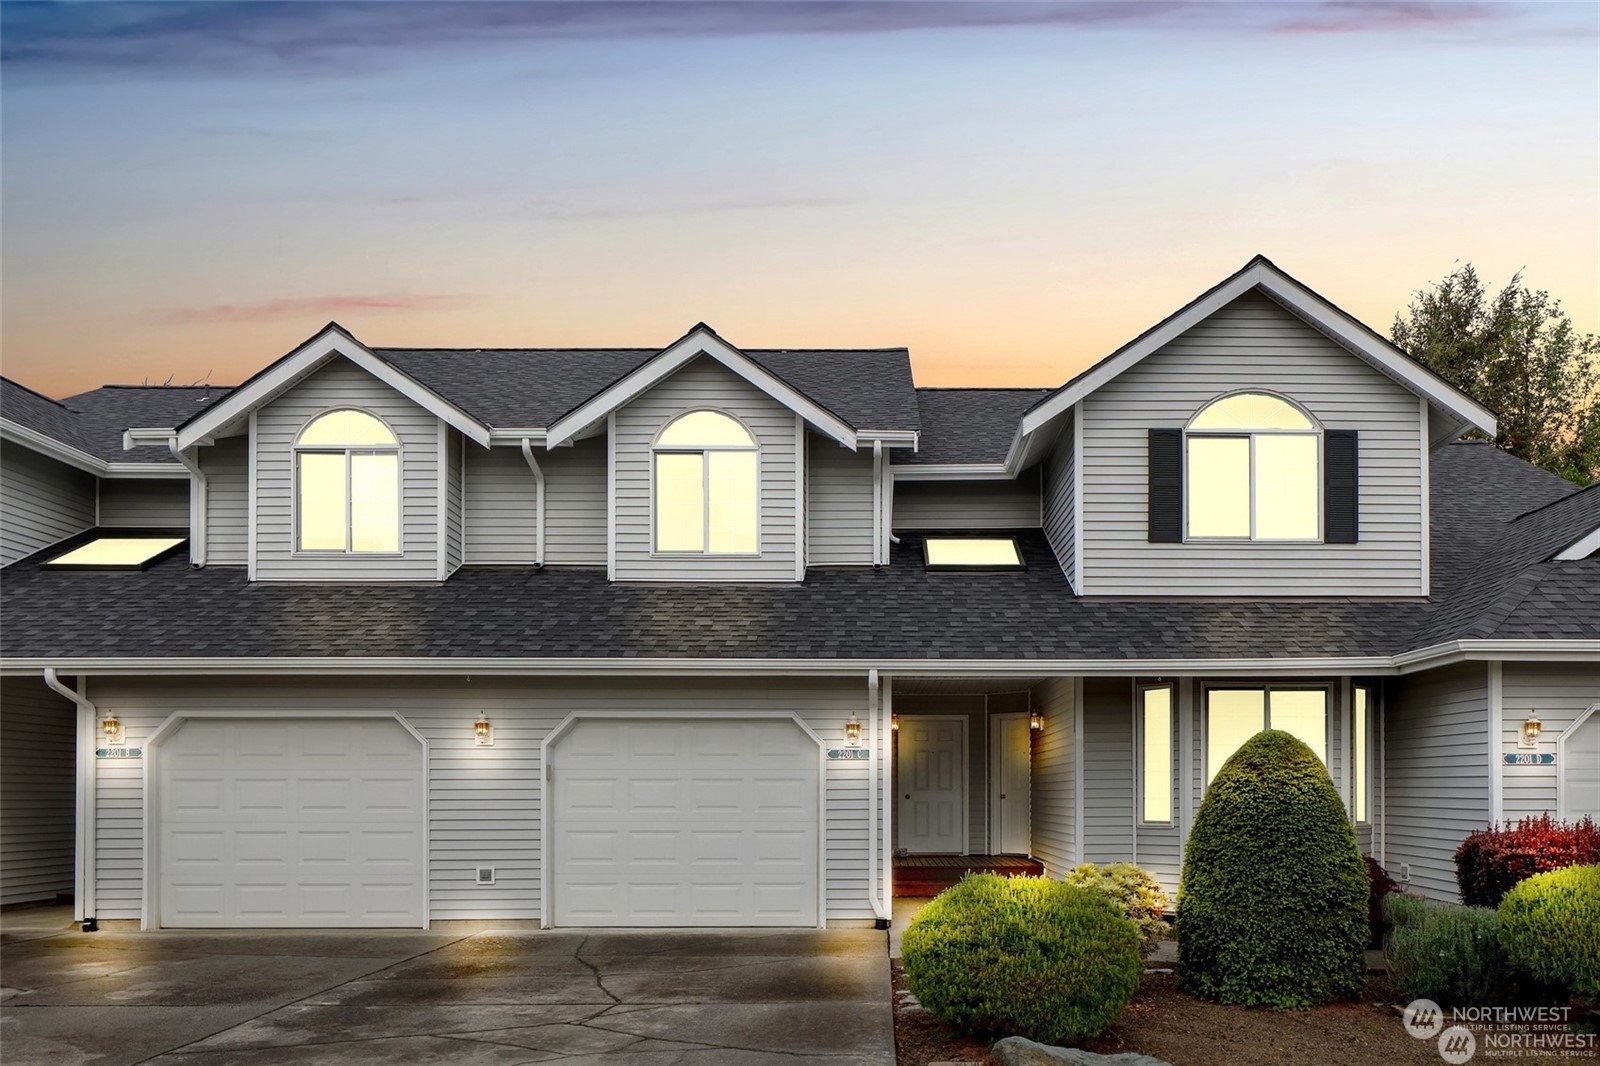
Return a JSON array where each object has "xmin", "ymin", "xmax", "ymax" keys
[
  {"xmin": 648, "ymin": 409, "xmax": 762, "ymax": 557},
  {"xmin": 290, "ymin": 407, "xmax": 404, "ymax": 557},
  {"xmin": 1353, "ymin": 683, "xmax": 1374, "ymax": 825},
  {"xmin": 1183, "ymin": 390, "xmax": 1324, "ymax": 544},
  {"xmin": 1137, "ymin": 681, "xmax": 1176, "ymax": 827},
  {"xmin": 1200, "ymin": 681, "xmax": 1335, "ymax": 784},
  {"xmin": 1557, "ymin": 703, "xmax": 1600, "ymax": 822}
]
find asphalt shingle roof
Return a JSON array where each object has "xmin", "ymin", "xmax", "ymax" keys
[
  {"xmin": 2, "ymin": 378, "xmax": 237, "ymax": 465},
  {"xmin": 900, "ymin": 388, "xmax": 1053, "ymax": 465}
]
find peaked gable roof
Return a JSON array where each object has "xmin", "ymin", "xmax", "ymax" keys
[
  {"xmin": 2, "ymin": 376, "xmax": 233, "ymax": 468},
  {"xmin": 899, "ymin": 388, "xmax": 1052, "ymax": 466},
  {"xmin": 1015, "ymin": 256, "xmax": 1498, "ymax": 464}
]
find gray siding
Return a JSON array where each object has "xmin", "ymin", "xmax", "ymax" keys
[
  {"xmin": 614, "ymin": 357, "xmax": 798, "ymax": 581},
  {"xmin": 85, "ymin": 676, "xmax": 882, "ymax": 924},
  {"xmin": 463, "ymin": 439, "xmax": 607, "ymax": 566},
  {"xmin": 202, "ymin": 436, "xmax": 249, "ymax": 565},
  {"xmin": 1079, "ymin": 290, "xmax": 1426, "ymax": 596},
  {"xmin": 892, "ymin": 475, "xmax": 1041, "ymax": 531},
  {"xmin": 252, "ymin": 358, "xmax": 441, "ymax": 581},
  {"xmin": 1386, "ymin": 663, "xmax": 1490, "ymax": 901},
  {"xmin": 1040, "ymin": 414, "xmax": 1076, "ymax": 588},
  {"xmin": 1502, "ymin": 663, "xmax": 1600, "ymax": 820},
  {"xmin": 1081, "ymin": 678, "xmax": 1134, "ymax": 865},
  {"xmin": 0, "ymin": 677, "xmax": 77, "ymax": 906},
  {"xmin": 446, "ymin": 431, "xmax": 463, "ymax": 574},
  {"xmin": 807, "ymin": 435, "xmax": 874, "ymax": 566},
  {"xmin": 98, "ymin": 478, "xmax": 188, "ymax": 528},
  {"xmin": 0, "ymin": 442, "xmax": 96, "ymax": 566},
  {"xmin": 1030, "ymin": 677, "xmax": 1077, "ymax": 877}
]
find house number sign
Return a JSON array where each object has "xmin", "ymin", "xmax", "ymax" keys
[
  {"xmin": 827, "ymin": 749, "xmax": 871, "ymax": 760},
  {"xmin": 1503, "ymin": 753, "xmax": 1554, "ymax": 766},
  {"xmin": 96, "ymin": 747, "xmax": 142, "ymax": 759}
]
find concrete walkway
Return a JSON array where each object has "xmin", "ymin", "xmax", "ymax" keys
[{"xmin": 1, "ymin": 919, "xmax": 894, "ymax": 1066}]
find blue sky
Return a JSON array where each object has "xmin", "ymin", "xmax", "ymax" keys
[{"xmin": 2, "ymin": 1, "xmax": 1595, "ymax": 395}]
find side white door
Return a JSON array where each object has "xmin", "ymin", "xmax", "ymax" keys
[
  {"xmin": 899, "ymin": 715, "xmax": 965, "ymax": 854},
  {"xmin": 1562, "ymin": 708, "xmax": 1600, "ymax": 820},
  {"xmin": 991, "ymin": 713, "xmax": 1031, "ymax": 855},
  {"xmin": 157, "ymin": 717, "xmax": 425, "ymax": 928},
  {"xmin": 548, "ymin": 717, "xmax": 819, "ymax": 927}
]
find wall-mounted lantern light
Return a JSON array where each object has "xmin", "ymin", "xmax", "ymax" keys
[
  {"xmin": 1519, "ymin": 713, "xmax": 1542, "ymax": 749},
  {"xmin": 474, "ymin": 712, "xmax": 494, "ymax": 747},
  {"xmin": 890, "ymin": 712, "xmax": 899, "ymax": 732},
  {"xmin": 1029, "ymin": 709, "xmax": 1044, "ymax": 732},
  {"xmin": 845, "ymin": 714, "xmax": 862, "ymax": 746},
  {"xmin": 100, "ymin": 712, "xmax": 123, "ymax": 745}
]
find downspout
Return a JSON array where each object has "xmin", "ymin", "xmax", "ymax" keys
[
  {"xmin": 168, "ymin": 437, "xmax": 206, "ymax": 566},
  {"xmin": 520, "ymin": 438, "xmax": 546, "ymax": 569},
  {"xmin": 866, "ymin": 669, "xmax": 891, "ymax": 925},
  {"xmin": 871, "ymin": 441, "xmax": 883, "ymax": 568},
  {"xmin": 44, "ymin": 669, "xmax": 97, "ymax": 929}
]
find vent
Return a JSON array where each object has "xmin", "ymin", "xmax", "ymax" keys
[{"xmin": 475, "ymin": 866, "xmax": 496, "ymax": 886}]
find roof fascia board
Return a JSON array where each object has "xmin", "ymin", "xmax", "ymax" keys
[
  {"xmin": 545, "ymin": 328, "xmax": 858, "ymax": 449},
  {"xmin": 0, "ymin": 420, "xmax": 106, "ymax": 474},
  {"xmin": 102, "ymin": 465, "xmax": 190, "ymax": 480},
  {"xmin": 175, "ymin": 329, "xmax": 492, "ymax": 450},
  {"xmin": 1393, "ymin": 639, "xmax": 1600, "ymax": 673},
  {"xmin": 890, "ymin": 463, "xmax": 1014, "ymax": 481},
  {"xmin": 1554, "ymin": 525, "xmax": 1600, "ymax": 561}
]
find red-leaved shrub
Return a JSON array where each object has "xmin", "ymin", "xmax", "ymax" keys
[
  {"xmin": 1365, "ymin": 856, "xmax": 1400, "ymax": 947},
  {"xmin": 1454, "ymin": 814, "xmax": 1600, "ymax": 907}
]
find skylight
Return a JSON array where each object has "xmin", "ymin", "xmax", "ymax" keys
[
  {"xmin": 44, "ymin": 537, "xmax": 186, "ymax": 570},
  {"xmin": 923, "ymin": 537, "xmax": 1024, "ymax": 569}
]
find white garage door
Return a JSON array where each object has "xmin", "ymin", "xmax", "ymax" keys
[
  {"xmin": 158, "ymin": 717, "xmax": 425, "ymax": 928},
  {"xmin": 549, "ymin": 717, "xmax": 820, "ymax": 927},
  {"xmin": 1563, "ymin": 710, "xmax": 1600, "ymax": 820}
]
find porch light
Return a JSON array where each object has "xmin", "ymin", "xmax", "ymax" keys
[
  {"xmin": 1520, "ymin": 713, "xmax": 1542, "ymax": 749},
  {"xmin": 1029, "ymin": 710, "xmax": 1044, "ymax": 732},
  {"xmin": 845, "ymin": 714, "xmax": 862, "ymax": 746},
  {"xmin": 890, "ymin": 712, "xmax": 899, "ymax": 732},
  {"xmin": 100, "ymin": 712, "xmax": 123, "ymax": 745},
  {"xmin": 474, "ymin": 712, "xmax": 494, "ymax": 747}
]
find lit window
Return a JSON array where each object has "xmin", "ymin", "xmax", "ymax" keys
[
  {"xmin": 1206, "ymin": 686, "xmax": 1328, "ymax": 782},
  {"xmin": 295, "ymin": 409, "xmax": 400, "ymax": 553},
  {"xmin": 44, "ymin": 536, "xmax": 186, "ymax": 570},
  {"xmin": 653, "ymin": 410, "xmax": 758, "ymax": 554},
  {"xmin": 1186, "ymin": 392, "xmax": 1319, "ymax": 541},
  {"xmin": 1141, "ymin": 685, "xmax": 1173, "ymax": 823},
  {"xmin": 1354, "ymin": 686, "xmax": 1371, "ymax": 823},
  {"xmin": 923, "ymin": 537, "xmax": 1024, "ymax": 569}
]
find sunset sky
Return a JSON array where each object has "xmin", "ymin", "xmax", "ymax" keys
[{"xmin": 2, "ymin": 1, "xmax": 1595, "ymax": 398}]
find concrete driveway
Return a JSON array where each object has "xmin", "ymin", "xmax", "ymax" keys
[{"xmin": 0, "ymin": 915, "xmax": 894, "ymax": 1066}]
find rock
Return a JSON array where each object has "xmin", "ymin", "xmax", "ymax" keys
[{"xmin": 991, "ymin": 1035, "xmax": 1173, "ymax": 1066}]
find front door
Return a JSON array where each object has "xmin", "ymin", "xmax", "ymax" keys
[
  {"xmin": 898, "ymin": 716, "xmax": 965, "ymax": 854},
  {"xmin": 991, "ymin": 713, "xmax": 1031, "ymax": 855}
]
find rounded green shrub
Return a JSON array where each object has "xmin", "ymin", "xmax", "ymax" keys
[
  {"xmin": 900, "ymin": 872, "xmax": 1141, "ymax": 1044},
  {"xmin": 1498, "ymin": 863, "xmax": 1600, "ymax": 998},
  {"xmin": 1176, "ymin": 729, "xmax": 1369, "ymax": 1009},
  {"xmin": 1064, "ymin": 861, "xmax": 1170, "ymax": 957}
]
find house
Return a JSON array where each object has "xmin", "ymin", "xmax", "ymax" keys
[{"xmin": 1, "ymin": 256, "xmax": 1595, "ymax": 931}]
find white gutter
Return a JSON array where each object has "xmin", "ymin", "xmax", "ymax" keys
[
  {"xmin": 43, "ymin": 669, "xmax": 96, "ymax": 925},
  {"xmin": 168, "ymin": 437, "xmax": 206, "ymax": 566},
  {"xmin": 520, "ymin": 437, "xmax": 546, "ymax": 568},
  {"xmin": 865, "ymin": 669, "xmax": 890, "ymax": 922}
]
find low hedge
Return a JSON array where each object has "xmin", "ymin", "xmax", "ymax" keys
[
  {"xmin": 900, "ymin": 873, "xmax": 1141, "ymax": 1044},
  {"xmin": 1454, "ymin": 814, "xmax": 1600, "ymax": 907},
  {"xmin": 1064, "ymin": 862, "xmax": 1169, "ymax": 957},
  {"xmin": 1385, "ymin": 894, "xmax": 1511, "ymax": 1006},
  {"xmin": 1497, "ymin": 864, "xmax": 1600, "ymax": 999},
  {"xmin": 1176, "ymin": 730, "xmax": 1369, "ymax": 1009}
]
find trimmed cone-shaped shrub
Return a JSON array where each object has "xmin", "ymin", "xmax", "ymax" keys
[
  {"xmin": 1176, "ymin": 729, "xmax": 1368, "ymax": 1008},
  {"xmin": 1498, "ymin": 864, "xmax": 1600, "ymax": 998},
  {"xmin": 901, "ymin": 873, "xmax": 1141, "ymax": 1044}
]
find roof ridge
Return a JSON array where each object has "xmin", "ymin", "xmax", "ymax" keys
[
  {"xmin": 1509, "ymin": 480, "xmax": 1595, "ymax": 522},
  {"xmin": 1, "ymin": 375, "xmax": 72, "ymax": 409},
  {"xmin": 82, "ymin": 383, "xmax": 237, "ymax": 391},
  {"xmin": 916, "ymin": 386, "xmax": 1053, "ymax": 392},
  {"xmin": 374, "ymin": 346, "xmax": 657, "ymax": 353}
]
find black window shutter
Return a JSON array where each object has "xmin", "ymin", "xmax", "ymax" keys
[
  {"xmin": 1148, "ymin": 429, "xmax": 1183, "ymax": 543},
  {"xmin": 1324, "ymin": 429, "xmax": 1359, "ymax": 543}
]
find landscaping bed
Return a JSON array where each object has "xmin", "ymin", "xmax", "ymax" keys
[{"xmin": 893, "ymin": 963, "xmax": 1582, "ymax": 1065}]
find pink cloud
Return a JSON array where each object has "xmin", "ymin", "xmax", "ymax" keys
[{"xmin": 148, "ymin": 294, "xmax": 474, "ymax": 326}]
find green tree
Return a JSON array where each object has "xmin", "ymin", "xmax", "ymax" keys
[{"xmin": 1392, "ymin": 264, "xmax": 1600, "ymax": 484}]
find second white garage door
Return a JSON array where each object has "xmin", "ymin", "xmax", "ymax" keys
[{"xmin": 548, "ymin": 717, "xmax": 820, "ymax": 927}]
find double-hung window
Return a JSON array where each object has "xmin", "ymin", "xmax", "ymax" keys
[
  {"xmin": 653, "ymin": 410, "xmax": 759, "ymax": 554},
  {"xmin": 1186, "ymin": 392, "xmax": 1320, "ymax": 541},
  {"xmin": 1205, "ymin": 685, "xmax": 1329, "ymax": 783},
  {"xmin": 295, "ymin": 409, "xmax": 401, "ymax": 553}
]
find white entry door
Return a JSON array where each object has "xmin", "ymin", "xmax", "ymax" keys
[
  {"xmin": 991, "ymin": 714, "xmax": 1031, "ymax": 855},
  {"xmin": 899, "ymin": 716, "xmax": 966, "ymax": 853},
  {"xmin": 1562, "ymin": 709, "xmax": 1600, "ymax": 820},
  {"xmin": 157, "ymin": 717, "xmax": 425, "ymax": 928},
  {"xmin": 548, "ymin": 717, "xmax": 820, "ymax": 927}
]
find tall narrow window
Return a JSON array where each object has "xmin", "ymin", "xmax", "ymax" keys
[
  {"xmin": 1205, "ymin": 686, "xmax": 1329, "ymax": 782},
  {"xmin": 653, "ymin": 410, "xmax": 758, "ymax": 554},
  {"xmin": 1141, "ymin": 685, "xmax": 1174, "ymax": 824},
  {"xmin": 295, "ymin": 409, "xmax": 400, "ymax": 553},
  {"xmin": 1354, "ymin": 686, "xmax": 1371, "ymax": 824},
  {"xmin": 1186, "ymin": 392, "xmax": 1320, "ymax": 541}
]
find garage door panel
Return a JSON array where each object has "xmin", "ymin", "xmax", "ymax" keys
[
  {"xmin": 158, "ymin": 718, "xmax": 424, "ymax": 928},
  {"xmin": 551, "ymin": 717, "xmax": 819, "ymax": 927}
]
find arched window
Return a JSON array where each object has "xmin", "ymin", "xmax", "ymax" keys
[
  {"xmin": 295, "ymin": 409, "xmax": 401, "ymax": 553},
  {"xmin": 1186, "ymin": 392, "xmax": 1319, "ymax": 541},
  {"xmin": 653, "ymin": 410, "xmax": 758, "ymax": 554}
]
